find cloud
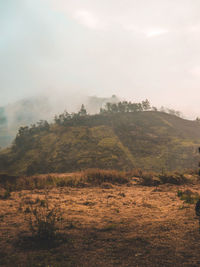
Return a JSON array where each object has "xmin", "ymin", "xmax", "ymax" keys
[
  {"xmin": 146, "ymin": 29, "xmax": 169, "ymax": 38},
  {"xmin": 1, "ymin": 0, "xmax": 200, "ymax": 118},
  {"xmin": 190, "ymin": 66, "xmax": 200, "ymax": 77},
  {"xmin": 74, "ymin": 9, "xmax": 101, "ymax": 29},
  {"xmin": 48, "ymin": 0, "xmax": 200, "ymax": 32}
]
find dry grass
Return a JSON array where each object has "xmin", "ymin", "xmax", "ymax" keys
[
  {"xmin": 19, "ymin": 190, "xmax": 64, "ymax": 244},
  {"xmin": 1, "ymin": 175, "xmax": 200, "ymax": 266},
  {"xmin": 134, "ymin": 170, "xmax": 194, "ymax": 186},
  {"xmin": 0, "ymin": 169, "xmax": 194, "ymax": 194},
  {"xmin": 82, "ymin": 169, "xmax": 129, "ymax": 185},
  {"xmin": 0, "ymin": 169, "xmax": 130, "ymax": 192}
]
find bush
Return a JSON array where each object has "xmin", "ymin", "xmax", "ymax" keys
[
  {"xmin": 21, "ymin": 191, "xmax": 63, "ymax": 242},
  {"xmin": 159, "ymin": 172, "xmax": 189, "ymax": 185},
  {"xmin": 138, "ymin": 170, "xmax": 191, "ymax": 186},
  {"xmin": 139, "ymin": 172, "xmax": 161, "ymax": 186},
  {"xmin": 177, "ymin": 189, "xmax": 199, "ymax": 204},
  {"xmin": 82, "ymin": 169, "xmax": 129, "ymax": 185}
]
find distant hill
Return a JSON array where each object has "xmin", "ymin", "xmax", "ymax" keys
[
  {"xmin": 0, "ymin": 108, "xmax": 200, "ymax": 175},
  {"xmin": 0, "ymin": 95, "xmax": 120, "ymax": 149}
]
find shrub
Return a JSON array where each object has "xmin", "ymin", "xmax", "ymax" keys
[
  {"xmin": 139, "ymin": 172, "xmax": 161, "ymax": 186},
  {"xmin": 159, "ymin": 172, "xmax": 189, "ymax": 185},
  {"xmin": 139, "ymin": 171, "xmax": 191, "ymax": 186},
  {"xmin": 82, "ymin": 169, "xmax": 129, "ymax": 185},
  {"xmin": 21, "ymin": 192, "xmax": 63, "ymax": 242},
  {"xmin": 177, "ymin": 189, "xmax": 199, "ymax": 204}
]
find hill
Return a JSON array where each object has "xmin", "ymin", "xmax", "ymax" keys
[
  {"xmin": 0, "ymin": 105, "xmax": 200, "ymax": 175},
  {"xmin": 0, "ymin": 95, "xmax": 120, "ymax": 149}
]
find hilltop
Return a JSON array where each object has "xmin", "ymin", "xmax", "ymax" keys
[{"xmin": 0, "ymin": 100, "xmax": 200, "ymax": 175}]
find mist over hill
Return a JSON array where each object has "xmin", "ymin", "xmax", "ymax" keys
[
  {"xmin": 0, "ymin": 100, "xmax": 199, "ymax": 175},
  {"xmin": 0, "ymin": 94, "xmax": 119, "ymax": 149}
]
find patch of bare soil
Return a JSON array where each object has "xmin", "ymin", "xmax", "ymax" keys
[{"xmin": 1, "ymin": 181, "xmax": 200, "ymax": 266}]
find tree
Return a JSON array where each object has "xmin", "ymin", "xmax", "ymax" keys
[
  {"xmin": 118, "ymin": 102, "xmax": 126, "ymax": 113},
  {"xmin": 37, "ymin": 120, "xmax": 50, "ymax": 131},
  {"xmin": 105, "ymin": 103, "xmax": 112, "ymax": 113},
  {"xmin": 110, "ymin": 103, "xmax": 118, "ymax": 113},
  {"xmin": 79, "ymin": 104, "xmax": 87, "ymax": 116},
  {"xmin": 142, "ymin": 99, "xmax": 151, "ymax": 111}
]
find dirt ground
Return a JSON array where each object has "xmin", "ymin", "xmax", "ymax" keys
[{"xmin": 1, "ymin": 180, "xmax": 200, "ymax": 267}]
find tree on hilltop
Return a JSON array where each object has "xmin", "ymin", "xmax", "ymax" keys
[
  {"xmin": 79, "ymin": 104, "xmax": 87, "ymax": 116},
  {"xmin": 142, "ymin": 99, "xmax": 151, "ymax": 110}
]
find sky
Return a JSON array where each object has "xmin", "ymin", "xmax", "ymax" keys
[{"xmin": 1, "ymin": 0, "xmax": 200, "ymax": 118}]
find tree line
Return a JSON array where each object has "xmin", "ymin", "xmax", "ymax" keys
[{"xmin": 13, "ymin": 99, "xmax": 182, "ymax": 150}]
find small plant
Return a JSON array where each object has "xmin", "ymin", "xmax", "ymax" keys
[{"xmin": 21, "ymin": 191, "xmax": 63, "ymax": 242}]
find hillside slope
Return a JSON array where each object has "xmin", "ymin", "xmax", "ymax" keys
[{"xmin": 0, "ymin": 111, "xmax": 200, "ymax": 175}]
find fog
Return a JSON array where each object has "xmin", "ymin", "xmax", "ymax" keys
[{"xmin": 1, "ymin": 0, "xmax": 200, "ymax": 119}]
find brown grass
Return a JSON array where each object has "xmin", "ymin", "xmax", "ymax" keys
[
  {"xmin": 0, "ymin": 175, "xmax": 200, "ymax": 266},
  {"xmin": 135, "ymin": 170, "xmax": 194, "ymax": 186},
  {"xmin": 82, "ymin": 169, "xmax": 129, "ymax": 185},
  {"xmin": 0, "ymin": 169, "xmax": 130, "ymax": 192},
  {"xmin": 1, "ymin": 169, "xmax": 193, "ymax": 194}
]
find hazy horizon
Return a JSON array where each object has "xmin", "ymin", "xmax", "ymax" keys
[{"xmin": 1, "ymin": 0, "xmax": 200, "ymax": 119}]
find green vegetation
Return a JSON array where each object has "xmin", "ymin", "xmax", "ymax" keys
[{"xmin": 0, "ymin": 99, "xmax": 200, "ymax": 175}]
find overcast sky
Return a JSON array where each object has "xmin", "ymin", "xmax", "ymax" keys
[{"xmin": 1, "ymin": 0, "xmax": 200, "ymax": 118}]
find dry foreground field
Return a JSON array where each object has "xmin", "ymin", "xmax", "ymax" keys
[{"xmin": 1, "ymin": 174, "xmax": 200, "ymax": 267}]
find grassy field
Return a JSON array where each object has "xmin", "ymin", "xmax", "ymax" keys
[{"xmin": 0, "ymin": 171, "xmax": 200, "ymax": 266}]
